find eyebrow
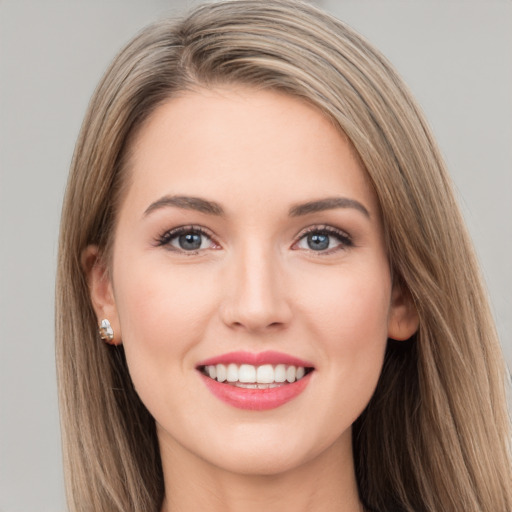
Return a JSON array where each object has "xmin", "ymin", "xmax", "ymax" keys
[
  {"xmin": 289, "ymin": 197, "xmax": 370, "ymax": 218},
  {"xmin": 143, "ymin": 194, "xmax": 370, "ymax": 219},
  {"xmin": 144, "ymin": 195, "xmax": 225, "ymax": 217}
]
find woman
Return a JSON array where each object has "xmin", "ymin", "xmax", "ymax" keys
[{"xmin": 56, "ymin": 1, "xmax": 512, "ymax": 511}]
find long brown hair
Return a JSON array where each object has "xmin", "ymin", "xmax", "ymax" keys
[{"xmin": 56, "ymin": 1, "xmax": 512, "ymax": 510}]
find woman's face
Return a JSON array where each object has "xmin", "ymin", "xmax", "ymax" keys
[{"xmin": 88, "ymin": 87, "xmax": 417, "ymax": 476}]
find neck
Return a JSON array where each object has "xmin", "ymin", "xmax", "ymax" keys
[{"xmin": 159, "ymin": 430, "xmax": 364, "ymax": 512}]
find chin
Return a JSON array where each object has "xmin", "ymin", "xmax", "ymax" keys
[
  {"xmin": 208, "ymin": 448, "xmax": 311, "ymax": 477},
  {"xmin": 195, "ymin": 422, "xmax": 352, "ymax": 478}
]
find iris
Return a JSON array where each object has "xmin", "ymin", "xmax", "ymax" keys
[
  {"xmin": 307, "ymin": 233, "xmax": 330, "ymax": 251},
  {"xmin": 179, "ymin": 233, "xmax": 202, "ymax": 250}
]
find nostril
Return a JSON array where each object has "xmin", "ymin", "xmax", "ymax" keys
[{"xmin": 229, "ymin": 320, "xmax": 287, "ymax": 332}]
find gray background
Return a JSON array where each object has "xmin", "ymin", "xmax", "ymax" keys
[{"xmin": 1, "ymin": 1, "xmax": 510, "ymax": 510}]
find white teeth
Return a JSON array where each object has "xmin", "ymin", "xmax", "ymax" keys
[
  {"xmin": 286, "ymin": 366, "xmax": 296, "ymax": 383},
  {"xmin": 226, "ymin": 363, "xmax": 238, "ymax": 382},
  {"xmin": 216, "ymin": 364, "xmax": 227, "ymax": 382},
  {"xmin": 274, "ymin": 364, "xmax": 287, "ymax": 382},
  {"xmin": 256, "ymin": 364, "xmax": 275, "ymax": 383},
  {"xmin": 234, "ymin": 382, "xmax": 281, "ymax": 389},
  {"xmin": 239, "ymin": 364, "xmax": 256, "ymax": 383},
  {"xmin": 203, "ymin": 363, "xmax": 310, "ymax": 385}
]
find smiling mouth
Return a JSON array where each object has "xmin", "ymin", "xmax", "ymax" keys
[{"xmin": 199, "ymin": 363, "xmax": 314, "ymax": 389}]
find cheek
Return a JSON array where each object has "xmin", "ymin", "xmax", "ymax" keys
[
  {"xmin": 111, "ymin": 259, "xmax": 221, "ymax": 422},
  {"xmin": 112, "ymin": 255, "xmax": 218, "ymax": 377},
  {"xmin": 298, "ymin": 264, "xmax": 390, "ymax": 390},
  {"xmin": 300, "ymin": 263, "xmax": 391, "ymax": 341}
]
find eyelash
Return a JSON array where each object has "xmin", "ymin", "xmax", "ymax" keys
[
  {"xmin": 155, "ymin": 224, "xmax": 353, "ymax": 255},
  {"xmin": 155, "ymin": 225, "xmax": 218, "ymax": 254},
  {"xmin": 293, "ymin": 225, "xmax": 353, "ymax": 254}
]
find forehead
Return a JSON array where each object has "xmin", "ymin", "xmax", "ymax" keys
[{"xmin": 122, "ymin": 86, "xmax": 378, "ymax": 218}]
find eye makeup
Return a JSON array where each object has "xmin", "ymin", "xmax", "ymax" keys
[
  {"xmin": 155, "ymin": 225, "xmax": 220, "ymax": 254},
  {"xmin": 292, "ymin": 224, "xmax": 354, "ymax": 254},
  {"xmin": 154, "ymin": 222, "xmax": 354, "ymax": 257}
]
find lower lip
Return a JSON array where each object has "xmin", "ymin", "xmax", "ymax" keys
[{"xmin": 199, "ymin": 372, "xmax": 312, "ymax": 411}]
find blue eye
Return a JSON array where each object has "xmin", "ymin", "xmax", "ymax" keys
[
  {"xmin": 295, "ymin": 227, "xmax": 352, "ymax": 253},
  {"xmin": 306, "ymin": 233, "xmax": 330, "ymax": 251},
  {"xmin": 157, "ymin": 227, "xmax": 216, "ymax": 252},
  {"xmin": 175, "ymin": 232, "xmax": 204, "ymax": 250}
]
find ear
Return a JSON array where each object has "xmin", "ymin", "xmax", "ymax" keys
[
  {"xmin": 387, "ymin": 281, "xmax": 419, "ymax": 341},
  {"xmin": 81, "ymin": 245, "xmax": 122, "ymax": 345}
]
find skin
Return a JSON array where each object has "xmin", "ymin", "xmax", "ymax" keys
[{"xmin": 85, "ymin": 87, "xmax": 418, "ymax": 512}]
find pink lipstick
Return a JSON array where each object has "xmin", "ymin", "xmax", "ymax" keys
[{"xmin": 196, "ymin": 351, "xmax": 314, "ymax": 411}]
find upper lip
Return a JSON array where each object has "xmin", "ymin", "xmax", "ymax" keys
[{"xmin": 196, "ymin": 350, "xmax": 314, "ymax": 368}]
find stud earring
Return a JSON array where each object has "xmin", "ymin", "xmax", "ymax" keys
[{"xmin": 99, "ymin": 319, "xmax": 114, "ymax": 342}]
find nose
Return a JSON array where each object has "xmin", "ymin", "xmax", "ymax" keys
[{"xmin": 219, "ymin": 245, "xmax": 292, "ymax": 333}]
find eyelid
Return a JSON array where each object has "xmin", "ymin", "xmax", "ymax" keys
[
  {"xmin": 292, "ymin": 224, "xmax": 353, "ymax": 253},
  {"xmin": 155, "ymin": 224, "xmax": 221, "ymax": 252},
  {"xmin": 154, "ymin": 223, "xmax": 352, "ymax": 255}
]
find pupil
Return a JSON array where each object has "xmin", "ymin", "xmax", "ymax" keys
[
  {"xmin": 179, "ymin": 233, "xmax": 202, "ymax": 250},
  {"xmin": 308, "ymin": 233, "xmax": 329, "ymax": 251}
]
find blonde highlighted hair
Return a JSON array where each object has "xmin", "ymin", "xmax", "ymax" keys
[{"xmin": 56, "ymin": 1, "xmax": 512, "ymax": 510}]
